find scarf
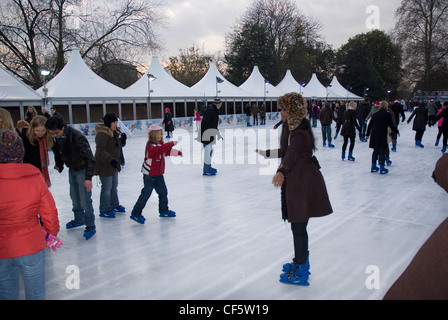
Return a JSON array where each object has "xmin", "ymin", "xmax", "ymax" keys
[{"xmin": 36, "ymin": 135, "xmax": 51, "ymax": 187}]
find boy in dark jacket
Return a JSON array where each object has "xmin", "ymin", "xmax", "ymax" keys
[
  {"xmin": 200, "ymin": 98, "xmax": 222, "ymax": 175},
  {"xmin": 407, "ymin": 102, "xmax": 428, "ymax": 148},
  {"xmin": 94, "ymin": 113, "xmax": 126, "ymax": 218},
  {"xmin": 45, "ymin": 116, "xmax": 96, "ymax": 240},
  {"xmin": 319, "ymin": 101, "xmax": 336, "ymax": 148}
]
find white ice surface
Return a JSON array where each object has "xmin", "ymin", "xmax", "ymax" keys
[{"xmin": 38, "ymin": 114, "xmax": 446, "ymax": 300}]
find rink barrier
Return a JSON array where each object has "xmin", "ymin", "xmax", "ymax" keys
[{"xmin": 70, "ymin": 112, "xmax": 281, "ymax": 137}]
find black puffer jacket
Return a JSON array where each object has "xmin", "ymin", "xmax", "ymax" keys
[
  {"xmin": 200, "ymin": 104, "xmax": 220, "ymax": 145},
  {"xmin": 53, "ymin": 126, "xmax": 95, "ymax": 180}
]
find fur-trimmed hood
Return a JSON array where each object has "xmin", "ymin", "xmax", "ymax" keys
[
  {"xmin": 278, "ymin": 92, "xmax": 308, "ymax": 131},
  {"xmin": 95, "ymin": 124, "xmax": 116, "ymax": 137}
]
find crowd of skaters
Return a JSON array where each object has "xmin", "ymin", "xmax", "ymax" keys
[
  {"xmin": 308, "ymin": 98, "xmax": 448, "ymax": 174},
  {"xmin": 1, "ymin": 92, "xmax": 448, "ymax": 298}
]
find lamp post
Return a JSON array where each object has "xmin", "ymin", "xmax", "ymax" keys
[
  {"xmin": 364, "ymin": 87, "xmax": 370, "ymax": 98},
  {"xmin": 264, "ymin": 80, "xmax": 269, "ymax": 106},
  {"xmin": 147, "ymin": 73, "xmax": 156, "ymax": 118},
  {"xmin": 41, "ymin": 69, "xmax": 50, "ymax": 108},
  {"xmin": 216, "ymin": 77, "xmax": 224, "ymax": 97}
]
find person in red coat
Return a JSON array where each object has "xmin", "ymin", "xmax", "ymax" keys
[
  {"xmin": 0, "ymin": 130, "xmax": 60, "ymax": 300},
  {"xmin": 129, "ymin": 124, "xmax": 182, "ymax": 224}
]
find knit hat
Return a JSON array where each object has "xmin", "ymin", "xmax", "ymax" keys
[
  {"xmin": 103, "ymin": 113, "xmax": 118, "ymax": 128},
  {"xmin": 0, "ymin": 130, "xmax": 25, "ymax": 163},
  {"xmin": 147, "ymin": 123, "xmax": 163, "ymax": 134},
  {"xmin": 213, "ymin": 98, "xmax": 222, "ymax": 104},
  {"xmin": 278, "ymin": 92, "xmax": 308, "ymax": 131}
]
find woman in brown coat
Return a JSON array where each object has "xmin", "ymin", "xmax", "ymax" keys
[{"xmin": 257, "ymin": 92, "xmax": 333, "ymax": 286}]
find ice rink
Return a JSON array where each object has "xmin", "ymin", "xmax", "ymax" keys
[{"xmin": 40, "ymin": 113, "xmax": 446, "ymax": 300}]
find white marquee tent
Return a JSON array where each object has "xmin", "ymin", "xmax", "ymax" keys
[
  {"xmin": 192, "ymin": 62, "xmax": 252, "ymax": 99},
  {"xmin": 125, "ymin": 56, "xmax": 202, "ymax": 100},
  {"xmin": 303, "ymin": 73, "xmax": 329, "ymax": 99},
  {"xmin": 36, "ymin": 49, "xmax": 127, "ymax": 102},
  {"xmin": 0, "ymin": 65, "xmax": 42, "ymax": 108},
  {"xmin": 327, "ymin": 76, "xmax": 363, "ymax": 101},
  {"xmin": 275, "ymin": 69, "xmax": 309, "ymax": 97},
  {"xmin": 239, "ymin": 66, "xmax": 284, "ymax": 99}
]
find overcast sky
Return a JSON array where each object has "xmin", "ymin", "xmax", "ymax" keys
[{"xmin": 157, "ymin": 0, "xmax": 402, "ymax": 61}]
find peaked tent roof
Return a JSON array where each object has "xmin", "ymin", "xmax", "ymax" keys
[
  {"xmin": 36, "ymin": 49, "xmax": 127, "ymax": 100},
  {"xmin": 0, "ymin": 65, "xmax": 42, "ymax": 102},
  {"xmin": 125, "ymin": 56, "xmax": 202, "ymax": 99},
  {"xmin": 276, "ymin": 70, "xmax": 309, "ymax": 96},
  {"xmin": 303, "ymin": 73, "xmax": 328, "ymax": 99},
  {"xmin": 239, "ymin": 66, "xmax": 284, "ymax": 98},
  {"xmin": 191, "ymin": 62, "xmax": 252, "ymax": 98},
  {"xmin": 327, "ymin": 76, "xmax": 363, "ymax": 100}
]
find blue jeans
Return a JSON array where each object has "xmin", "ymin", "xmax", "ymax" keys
[
  {"xmin": 357, "ymin": 118, "xmax": 367, "ymax": 139},
  {"xmin": 69, "ymin": 168, "xmax": 95, "ymax": 226},
  {"xmin": 321, "ymin": 125, "xmax": 332, "ymax": 142},
  {"xmin": 131, "ymin": 175, "xmax": 169, "ymax": 217},
  {"xmin": 0, "ymin": 250, "xmax": 45, "ymax": 300},
  {"xmin": 99, "ymin": 172, "xmax": 119, "ymax": 212}
]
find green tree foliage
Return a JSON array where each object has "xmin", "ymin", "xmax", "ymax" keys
[
  {"xmin": 336, "ymin": 30, "xmax": 403, "ymax": 100},
  {"xmin": 224, "ymin": 0, "xmax": 328, "ymax": 86},
  {"xmin": 224, "ymin": 22, "xmax": 276, "ymax": 86}
]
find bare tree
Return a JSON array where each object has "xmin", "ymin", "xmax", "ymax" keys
[
  {"xmin": 394, "ymin": 0, "xmax": 448, "ymax": 90},
  {"xmin": 0, "ymin": 0, "xmax": 166, "ymax": 88}
]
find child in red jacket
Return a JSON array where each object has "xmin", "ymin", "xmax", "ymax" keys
[
  {"xmin": 0, "ymin": 129, "xmax": 61, "ymax": 300},
  {"xmin": 130, "ymin": 124, "xmax": 182, "ymax": 224}
]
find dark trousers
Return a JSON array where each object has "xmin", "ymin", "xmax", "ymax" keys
[
  {"xmin": 342, "ymin": 136, "xmax": 355, "ymax": 154},
  {"xmin": 372, "ymin": 147, "xmax": 387, "ymax": 165},
  {"xmin": 415, "ymin": 130, "xmax": 425, "ymax": 141},
  {"xmin": 291, "ymin": 222, "xmax": 308, "ymax": 264},
  {"xmin": 131, "ymin": 175, "xmax": 168, "ymax": 217}
]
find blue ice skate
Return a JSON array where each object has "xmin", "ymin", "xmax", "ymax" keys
[
  {"xmin": 348, "ymin": 153, "xmax": 355, "ymax": 161},
  {"xmin": 99, "ymin": 210, "xmax": 116, "ymax": 218},
  {"xmin": 279, "ymin": 263, "xmax": 310, "ymax": 286},
  {"xmin": 282, "ymin": 257, "xmax": 311, "ymax": 275},
  {"xmin": 159, "ymin": 210, "xmax": 176, "ymax": 218},
  {"xmin": 112, "ymin": 205, "xmax": 126, "ymax": 213},
  {"xmin": 83, "ymin": 226, "xmax": 96, "ymax": 240},
  {"xmin": 380, "ymin": 164, "xmax": 389, "ymax": 175},
  {"xmin": 66, "ymin": 220, "xmax": 85, "ymax": 229},
  {"xmin": 371, "ymin": 163, "xmax": 379, "ymax": 173},
  {"xmin": 130, "ymin": 215, "xmax": 146, "ymax": 224}
]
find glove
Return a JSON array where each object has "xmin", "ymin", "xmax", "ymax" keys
[
  {"xmin": 111, "ymin": 159, "xmax": 121, "ymax": 172},
  {"xmin": 120, "ymin": 133, "xmax": 127, "ymax": 145},
  {"xmin": 44, "ymin": 230, "xmax": 63, "ymax": 251}
]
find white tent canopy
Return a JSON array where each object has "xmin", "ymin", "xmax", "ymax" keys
[
  {"xmin": 303, "ymin": 73, "xmax": 328, "ymax": 99},
  {"xmin": 239, "ymin": 66, "xmax": 284, "ymax": 98},
  {"xmin": 125, "ymin": 56, "xmax": 202, "ymax": 100},
  {"xmin": 35, "ymin": 49, "xmax": 127, "ymax": 102},
  {"xmin": 191, "ymin": 62, "xmax": 252, "ymax": 99},
  {"xmin": 0, "ymin": 65, "xmax": 42, "ymax": 106},
  {"xmin": 275, "ymin": 69, "xmax": 308, "ymax": 96},
  {"xmin": 327, "ymin": 76, "xmax": 363, "ymax": 101}
]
